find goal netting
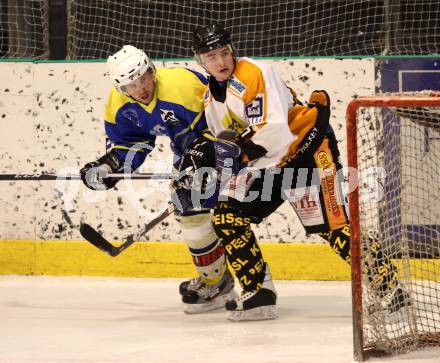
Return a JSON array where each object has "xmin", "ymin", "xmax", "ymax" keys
[
  {"xmin": 0, "ymin": 0, "xmax": 49, "ymax": 58},
  {"xmin": 346, "ymin": 93, "xmax": 440, "ymax": 360},
  {"xmin": 1, "ymin": 0, "xmax": 439, "ymax": 60},
  {"xmin": 66, "ymin": 0, "xmax": 440, "ymax": 59}
]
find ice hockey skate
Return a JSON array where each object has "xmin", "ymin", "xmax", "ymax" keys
[
  {"xmin": 181, "ymin": 269, "xmax": 238, "ymax": 314},
  {"xmin": 225, "ymin": 265, "xmax": 278, "ymax": 322},
  {"xmin": 368, "ymin": 283, "xmax": 412, "ymax": 315},
  {"xmin": 381, "ymin": 283, "xmax": 412, "ymax": 312}
]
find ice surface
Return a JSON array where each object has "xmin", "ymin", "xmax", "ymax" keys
[{"xmin": 0, "ymin": 277, "xmax": 438, "ymax": 363}]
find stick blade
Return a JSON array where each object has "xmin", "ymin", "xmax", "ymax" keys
[{"xmin": 80, "ymin": 223, "xmax": 117, "ymax": 256}]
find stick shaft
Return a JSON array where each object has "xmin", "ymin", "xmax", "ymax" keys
[
  {"xmin": 0, "ymin": 173, "xmax": 175, "ymax": 181},
  {"xmin": 114, "ymin": 204, "xmax": 176, "ymax": 256},
  {"xmin": 80, "ymin": 204, "xmax": 176, "ymax": 257}
]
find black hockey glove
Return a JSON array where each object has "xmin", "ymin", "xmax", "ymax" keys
[
  {"xmin": 171, "ymin": 135, "xmax": 217, "ymax": 214},
  {"xmin": 214, "ymin": 130, "xmax": 243, "ymax": 174},
  {"xmin": 178, "ymin": 135, "xmax": 216, "ymax": 189},
  {"xmin": 308, "ymin": 90, "xmax": 330, "ymax": 109},
  {"xmin": 80, "ymin": 151, "xmax": 123, "ymax": 191},
  {"xmin": 214, "ymin": 129, "xmax": 267, "ymax": 171},
  {"xmin": 170, "ymin": 180, "xmax": 194, "ymax": 213}
]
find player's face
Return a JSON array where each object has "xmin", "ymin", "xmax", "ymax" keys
[
  {"xmin": 201, "ymin": 46, "xmax": 235, "ymax": 81},
  {"xmin": 123, "ymin": 70, "xmax": 155, "ymax": 104}
]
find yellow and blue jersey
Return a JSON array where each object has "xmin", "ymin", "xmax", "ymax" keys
[{"xmin": 103, "ymin": 67, "xmax": 209, "ymax": 170}]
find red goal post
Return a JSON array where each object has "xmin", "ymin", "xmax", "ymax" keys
[{"xmin": 346, "ymin": 94, "xmax": 440, "ymax": 361}]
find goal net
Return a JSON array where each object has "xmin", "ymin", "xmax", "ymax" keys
[
  {"xmin": 0, "ymin": 0, "xmax": 49, "ymax": 58},
  {"xmin": 346, "ymin": 94, "xmax": 440, "ymax": 360},
  {"xmin": 66, "ymin": 0, "xmax": 440, "ymax": 59}
]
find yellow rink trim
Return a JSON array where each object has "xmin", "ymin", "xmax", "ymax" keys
[
  {"xmin": 0, "ymin": 240, "xmax": 351, "ymax": 279},
  {"xmin": 392, "ymin": 260, "xmax": 440, "ymax": 282}
]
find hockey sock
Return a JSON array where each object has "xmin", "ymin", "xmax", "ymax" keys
[
  {"xmin": 319, "ymin": 224, "xmax": 351, "ymax": 264},
  {"xmin": 319, "ymin": 224, "xmax": 399, "ymax": 295},
  {"xmin": 177, "ymin": 212, "xmax": 227, "ymax": 285},
  {"xmin": 213, "ymin": 202, "xmax": 266, "ymax": 291}
]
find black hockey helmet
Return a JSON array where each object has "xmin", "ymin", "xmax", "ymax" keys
[{"xmin": 191, "ymin": 22, "xmax": 232, "ymax": 54}]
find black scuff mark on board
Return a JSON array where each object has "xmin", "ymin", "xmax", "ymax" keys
[{"xmin": 61, "ymin": 209, "xmax": 75, "ymax": 229}]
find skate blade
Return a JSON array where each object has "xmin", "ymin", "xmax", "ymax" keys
[
  {"xmin": 226, "ymin": 305, "xmax": 278, "ymax": 322},
  {"xmin": 184, "ymin": 289, "xmax": 238, "ymax": 314}
]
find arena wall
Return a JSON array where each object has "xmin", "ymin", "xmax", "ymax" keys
[{"xmin": 0, "ymin": 58, "xmax": 374, "ymax": 277}]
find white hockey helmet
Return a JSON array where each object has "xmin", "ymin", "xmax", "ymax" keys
[{"xmin": 106, "ymin": 45, "xmax": 156, "ymax": 94}]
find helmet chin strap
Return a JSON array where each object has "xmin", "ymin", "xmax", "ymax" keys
[{"xmin": 195, "ymin": 53, "xmax": 204, "ymax": 69}]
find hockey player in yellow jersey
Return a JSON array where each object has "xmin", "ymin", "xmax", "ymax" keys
[
  {"xmin": 191, "ymin": 23, "xmax": 408, "ymax": 321},
  {"xmin": 79, "ymin": 45, "xmax": 237, "ymax": 313}
]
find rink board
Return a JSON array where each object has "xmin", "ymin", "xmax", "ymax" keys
[
  {"xmin": 0, "ymin": 240, "xmax": 351, "ymax": 280},
  {"xmin": 0, "ymin": 59, "xmax": 374, "ymax": 244},
  {"xmin": 2, "ymin": 240, "xmax": 439, "ymax": 281},
  {"xmin": 2, "ymin": 240, "xmax": 439, "ymax": 280}
]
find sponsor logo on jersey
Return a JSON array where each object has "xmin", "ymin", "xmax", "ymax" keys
[
  {"xmin": 317, "ymin": 150, "xmax": 333, "ymax": 169},
  {"xmin": 223, "ymin": 117, "xmax": 245, "ymax": 134},
  {"xmin": 228, "ymin": 77, "xmax": 246, "ymax": 97},
  {"xmin": 316, "ymin": 150, "xmax": 341, "ymax": 217},
  {"xmin": 286, "ymin": 186, "xmax": 324, "ymax": 227},
  {"xmin": 246, "ymin": 94, "xmax": 264, "ymax": 126},
  {"xmin": 293, "ymin": 194, "xmax": 318, "ymax": 210},
  {"xmin": 160, "ymin": 109, "xmax": 183, "ymax": 126},
  {"xmin": 122, "ymin": 108, "xmax": 142, "ymax": 127},
  {"xmin": 150, "ymin": 124, "xmax": 166, "ymax": 136}
]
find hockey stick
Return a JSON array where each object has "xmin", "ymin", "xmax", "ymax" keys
[
  {"xmin": 0, "ymin": 172, "xmax": 175, "ymax": 181},
  {"xmin": 79, "ymin": 203, "xmax": 176, "ymax": 257}
]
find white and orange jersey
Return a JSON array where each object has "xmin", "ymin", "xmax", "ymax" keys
[{"xmin": 203, "ymin": 57, "xmax": 297, "ymax": 169}]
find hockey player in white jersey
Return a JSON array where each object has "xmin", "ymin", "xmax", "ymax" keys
[{"xmin": 191, "ymin": 23, "xmax": 408, "ymax": 321}]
